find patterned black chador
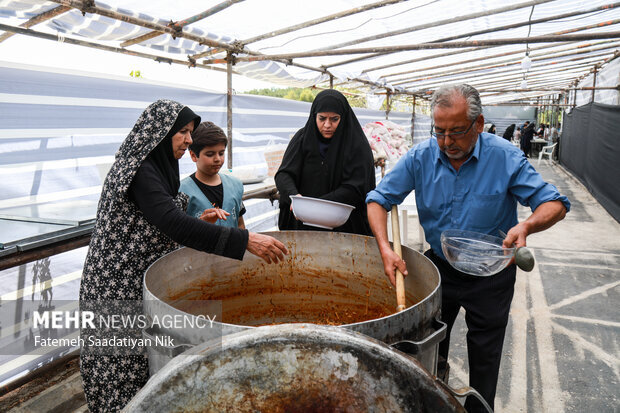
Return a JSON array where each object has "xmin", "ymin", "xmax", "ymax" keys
[{"xmin": 79, "ymin": 99, "xmax": 250, "ymax": 412}]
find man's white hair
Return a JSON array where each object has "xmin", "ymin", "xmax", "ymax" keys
[{"xmin": 430, "ymin": 84, "xmax": 482, "ymax": 122}]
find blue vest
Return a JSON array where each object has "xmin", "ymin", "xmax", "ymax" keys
[{"xmin": 179, "ymin": 173, "xmax": 244, "ymax": 228}]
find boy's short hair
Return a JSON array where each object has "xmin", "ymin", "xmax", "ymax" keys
[{"xmin": 189, "ymin": 121, "xmax": 228, "ymax": 156}]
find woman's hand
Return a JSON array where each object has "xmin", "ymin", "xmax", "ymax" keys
[
  {"xmin": 246, "ymin": 233, "xmax": 289, "ymax": 264},
  {"xmin": 200, "ymin": 208, "xmax": 230, "ymax": 224},
  {"xmin": 290, "ymin": 194, "xmax": 301, "ymax": 212}
]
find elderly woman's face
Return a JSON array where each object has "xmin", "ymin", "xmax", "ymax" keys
[
  {"xmin": 316, "ymin": 112, "xmax": 341, "ymax": 139},
  {"xmin": 171, "ymin": 120, "xmax": 195, "ymax": 159}
]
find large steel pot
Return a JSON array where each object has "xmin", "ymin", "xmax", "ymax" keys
[
  {"xmin": 125, "ymin": 324, "xmax": 467, "ymax": 413},
  {"xmin": 143, "ymin": 231, "xmax": 445, "ymax": 375}
]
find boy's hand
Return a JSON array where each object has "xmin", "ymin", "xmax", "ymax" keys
[{"xmin": 200, "ymin": 208, "xmax": 230, "ymax": 224}]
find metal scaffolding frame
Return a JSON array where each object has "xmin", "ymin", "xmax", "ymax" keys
[{"xmin": 1, "ymin": 0, "xmax": 619, "ymax": 143}]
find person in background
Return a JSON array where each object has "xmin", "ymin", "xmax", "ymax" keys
[
  {"xmin": 365, "ymin": 84, "xmax": 570, "ymax": 412},
  {"xmin": 551, "ymin": 123, "xmax": 561, "ymax": 160},
  {"xmin": 502, "ymin": 123, "xmax": 515, "ymax": 141},
  {"xmin": 79, "ymin": 100, "xmax": 287, "ymax": 412},
  {"xmin": 275, "ymin": 89, "xmax": 375, "ymax": 235},
  {"xmin": 180, "ymin": 121, "xmax": 245, "ymax": 228},
  {"xmin": 513, "ymin": 126, "xmax": 521, "ymax": 145},
  {"xmin": 488, "ymin": 123, "xmax": 496, "ymax": 135},
  {"xmin": 519, "ymin": 121, "xmax": 529, "ymax": 152},
  {"xmin": 522, "ymin": 121, "xmax": 536, "ymax": 158},
  {"xmin": 542, "ymin": 124, "xmax": 550, "ymax": 141}
]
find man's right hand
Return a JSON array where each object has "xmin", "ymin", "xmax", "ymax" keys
[
  {"xmin": 367, "ymin": 202, "xmax": 409, "ymax": 287},
  {"xmin": 246, "ymin": 232, "xmax": 289, "ymax": 264},
  {"xmin": 379, "ymin": 247, "xmax": 408, "ymax": 287}
]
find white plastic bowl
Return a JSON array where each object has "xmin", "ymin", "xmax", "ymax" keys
[
  {"xmin": 290, "ymin": 195, "xmax": 355, "ymax": 229},
  {"xmin": 440, "ymin": 229, "xmax": 515, "ymax": 276}
]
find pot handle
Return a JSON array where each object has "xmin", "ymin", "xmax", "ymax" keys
[
  {"xmin": 434, "ymin": 378, "xmax": 494, "ymax": 413},
  {"xmin": 389, "ymin": 318, "xmax": 447, "ymax": 355},
  {"xmin": 142, "ymin": 327, "xmax": 194, "ymax": 358}
]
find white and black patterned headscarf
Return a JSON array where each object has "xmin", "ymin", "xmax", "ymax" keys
[{"xmin": 109, "ymin": 99, "xmax": 200, "ymax": 199}]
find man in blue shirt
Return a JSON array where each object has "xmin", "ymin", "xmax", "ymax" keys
[{"xmin": 366, "ymin": 84, "xmax": 569, "ymax": 413}]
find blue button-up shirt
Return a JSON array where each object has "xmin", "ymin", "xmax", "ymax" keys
[{"xmin": 366, "ymin": 133, "xmax": 570, "ymax": 260}]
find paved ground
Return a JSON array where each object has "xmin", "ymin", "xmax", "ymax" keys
[{"xmin": 436, "ymin": 160, "xmax": 620, "ymax": 413}]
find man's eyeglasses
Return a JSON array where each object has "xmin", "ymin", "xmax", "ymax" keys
[{"xmin": 431, "ymin": 118, "xmax": 476, "ymax": 139}]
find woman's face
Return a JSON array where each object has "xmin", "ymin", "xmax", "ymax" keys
[
  {"xmin": 171, "ymin": 121, "xmax": 195, "ymax": 159},
  {"xmin": 315, "ymin": 112, "xmax": 341, "ymax": 139}
]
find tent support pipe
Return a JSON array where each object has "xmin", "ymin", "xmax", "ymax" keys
[
  {"xmin": 385, "ymin": 40, "xmax": 618, "ymax": 80},
  {"xmin": 389, "ymin": 49, "xmax": 618, "ymax": 86},
  {"xmin": 411, "ymin": 96, "xmax": 416, "ymax": 137},
  {"xmin": 231, "ymin": 32, "xmax": 620, "ymax": 62},
  {"xmin": 384, "ymin": 41, "xmax": 620, "ymax": 83},
  {"xmin": 404, "ymin": 59, "xmax": 599, "ymax": 86},
  {"xmin": 227, "ymin": 52, "xmax": 234, "ymax": 170},
  {"xmin": 477, "ymin": 86, "xmax": 620, "ymax": 92},
  {"xmin": 121, "ymin": 0, "xmax": 245, "ymax": 47},
  {"xmin": 592, "ymin": 65, "xmax": 599, "ymax": 103},
  {"xmin": 0, "ymin": 23, "xmax": 231, "ymax": 73},
  {"xmin": 0, "ymin": 234, "xmax": 91, "ymax": 272},
  {"xmin": 0, "ymin": 5, "xmax": 70, "ymax": 43},
  {"xmin": 336, "ymin": 2, "xmax": 619, "ymax": 69},
  {"xmin": 445, "ymin": 74, "xmax": 590, "ymax": 93},
  {"xmin": 426, "ymin": 3, "xmax": 620, "ymax": 44},
  {"xmin": 328, "ymin": 2, "xmax": 619, "ymax": 70},
  {"xmin": 353, "ymin": 19, "xmax": 619, "ymax": 74},
  {"xmin": 381, "ymin": 38, "xmax": 618, "ymax": 79},
  {"xmin": 385, "ymin": 90, "xmax": 391, "ymax": 120},
  {"xmin": 365, "ymin": 37, "xmax": 600, "ymax": 75},
  {"xmin": 402, "ymin": 61, "xmax": 597, "ymax": 91},
  {"xmin": 477, "ymin": 66, "xmax": 605, "ymax": 87},
  {"xmin": 310, "ymin": 0, "xmax": 556, "ymax": 53},
  {"xmin": 390, "ymin": 52, "xmax": 613, "ymax": 86},
  {"xmin": 49, "ymin": 0, "xmax": 241, "ymax": 51},
  {"xmin": 573, "ymin": 88, "xmax": 577, "ymax": 108},
  {"xmin": 239, "ymin": 0, "xmax": 406, "ymax": 46},
  {"xmin": 485, "ymin": 103, "xmax": 581, "ymax": 106}
]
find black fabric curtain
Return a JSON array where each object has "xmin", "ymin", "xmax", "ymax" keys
[{"xmin": 562, "ymin": 102, "xmax": 620, "ymax": 222}]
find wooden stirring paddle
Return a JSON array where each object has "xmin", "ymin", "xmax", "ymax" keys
[
  {"xmin": 391, "ymin": 205, "xmax": 407, "ymax": 312},
  {"xmin": 380, "ymin": 162, "xmax": 406, "ymax": 312}
]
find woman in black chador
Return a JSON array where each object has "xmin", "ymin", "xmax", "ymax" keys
[
  {"xmin": 502, "ymin": 124, "xmax": 516, "ymax": 141},
  {"xmin": 275, "ymin": 89, "xmax": 375, "ymax": 235}
]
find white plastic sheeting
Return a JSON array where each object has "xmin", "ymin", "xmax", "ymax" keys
[
  {"xmin": 573, "ymin": 57, "xmax": 620, "ymax": 106},
  {"xmin": 1, "ymin": 0, "xmax": 619, "ymax": 101}
]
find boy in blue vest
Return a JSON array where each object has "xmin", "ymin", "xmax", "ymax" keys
[{"xmin": 180, "ymin": 121, "xmax": 245, "ymax": 228}]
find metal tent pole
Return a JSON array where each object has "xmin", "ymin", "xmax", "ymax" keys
[
  {"xmin": 411, "ymin": 96, "xmax": 416, "ymax": 141},
  {"xmin": 233, "ymin": 32, "xmax": 620, "ymax": 62},
  {"xmin": 309, "ymin": 0, "xmax": 557, "ymax": 53},
  {"xmin": 0, "ymin": 5, "xmax": 70, "ymax": 43},
  {"xmin": 592, "ymin": 65, "xmax": 599, "ymax": 103},
  {"xmin": 121, "ymin": 0, "xmax": 245, "ymax": 47},
  {"xmin": 227, "ymin": 52, "xmax": 234, "ymax": 170}
]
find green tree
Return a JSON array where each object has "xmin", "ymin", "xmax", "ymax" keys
[
  {"xmin": 299, "ymin": 89, "xmax": 315, "ymax": 102},
  {"xmin": 245, "ymin": 86, "xmax": 371, "ymax": 108},
  {"xmin": 283, "ymin": 89, "xmax": 300, "ymax": 100}
]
